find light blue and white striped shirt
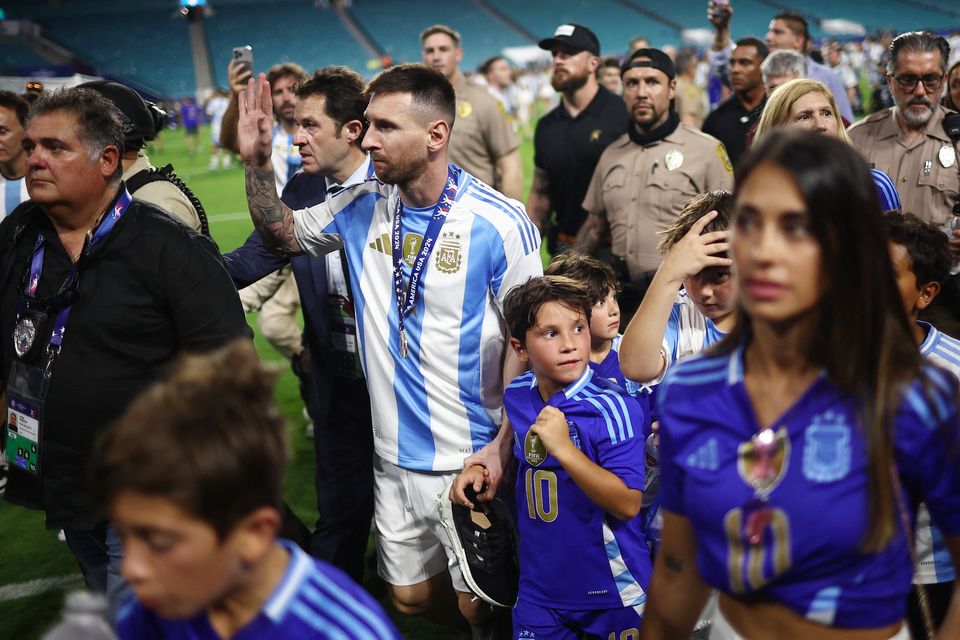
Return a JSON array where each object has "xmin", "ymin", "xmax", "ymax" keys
[
  {"xmin": 294, "ymin": 166, "xmax": 542, "ymax": 471},
  {"xmin": 0, "ymin": 175, "xmax": 28, "ymax": 216}
]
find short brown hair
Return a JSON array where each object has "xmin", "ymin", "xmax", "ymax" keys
[
  {"xmin": 91, "ymin": 339, "xmax": 287, "ymax": 539},
  {"xmin": 420, "ymin": 24, "xmax": 461, "ymax": 47},
  {"xmin": 658, "ymin": 190, "xmax": 734, "ymax": 254},
  {"xmin": 0, "ymin": 90, "xmax": 29, "ymax": 127},
  {"xmin": 294, "ymin": 66, "xmax": 368, "ymax": 134},
  {"xmin": 545, "ymin": 251, "xmax": 620, "ymax": 304},
  {"xmin": 504, "ymin": 276, "xmax": 593, "ymax": 346},
  {"xmin": 365, "ymin": 63, "xmax": 456, "ymax": 126},
  {"xmin": 267, "ymin": 62, "xmax": 307, "ymax": 87}
]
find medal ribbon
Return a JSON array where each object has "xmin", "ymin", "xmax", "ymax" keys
[
  {"xmin": 16, "ymin": 189, "xmax": 133, "ymax": 352},
  {"xmin": 391, "ymin": 164, "xmax": 460, "ymax": 356}
]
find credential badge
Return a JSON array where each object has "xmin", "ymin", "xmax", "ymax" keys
[
  {"xmin": 435, "ymin": 231, "xmax": 462, "ymax": 274},
  {"xmin": 665, "ymin": 150, "xmax": 684, "ymax": 171},
  {"xmin": 939, "ymin": 144, "xmax": 956, "ymax": 169},
  {"xmin": 524, "ymin": 430, "xmax": 547, "ymax": 466},
  {"xmin": 802, "ymin": 410, "xmax": 851, "ymax": 483}
]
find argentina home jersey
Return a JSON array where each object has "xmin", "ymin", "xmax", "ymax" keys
[
  {"xmin": 0, "ymin": 175, "xmax": 28, "ymax": 216},
  {"xmin": 660, "ymin": 290, "xmax": 726, "ymax": 378},
  {"xmin": 915, "ymin": 320, "xmax": 960, "ymax": 584},
  {"xmin": 294, "ymin": 167, "xmax": 542, "ymax": 471},
  {"xmin": 117, "ymin": 539, "xmax": 400, "ymax": 639},
  {"xmin": 658, "ymin": 345, "xmax": 960, "ymax": 628},
  {"xmin": 271, "ymin": 123, "xmax": 301, "ymax": 195},
  {"xmin": 505, "ymin": 367, "xmax": 651, "ymax": 610}
]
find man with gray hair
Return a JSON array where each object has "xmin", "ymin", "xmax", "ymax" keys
[
  {"xmin": 0, "ymin": 87, "xmax": 246, "ymax": 610},
  {"xmin": 849, "ymin": 31, "xmax": 959, "ymax": 334},
  {"xmin": 761, "ymin": 49, "xmax": 808, "ymax": 95}
]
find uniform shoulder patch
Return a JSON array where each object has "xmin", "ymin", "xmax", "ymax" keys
[{"xmin": 717, "ymin": 144, "xmax": 733, "ymax": 173}]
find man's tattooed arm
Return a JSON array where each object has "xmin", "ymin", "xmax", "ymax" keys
[{"xmin": 245, "ymin": 164, "xmax": 301, "ymax": 254}]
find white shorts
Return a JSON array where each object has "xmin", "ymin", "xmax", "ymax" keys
[
  {"xmin": 373, "ymin": 456, "xmax": 467, "ymax": 592},
  {"xmin": 709, "ymin": 605, "xmax": 911, "ymax": 639}
]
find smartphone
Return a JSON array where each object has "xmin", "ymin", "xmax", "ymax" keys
[
  {"xmin": 232, "ymin": 45, "xmax": 253, "ymax": 72},
  {"xmin": 708, "ymin": 0, "xmax": 731, "ymax": 21}
]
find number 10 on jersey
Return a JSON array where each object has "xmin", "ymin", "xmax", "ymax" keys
[{"xmin": 525, "ymin": 469, "xmax": 559, "ymax": 522}]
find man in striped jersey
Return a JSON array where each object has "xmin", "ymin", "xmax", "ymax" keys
[
  {"xmin": 239, "ymin": 64, "xmax": 542, "ymax": 634},
  {"xmin": 885, "ymin": 210, "xmax": 960, "ymax": 637},
  {"xmin": 94, "ymin": 340, "xmax": 399, "ymax": 640},
  {"xmin": 0, "ymin": 91, "xmax": 29, "ymax": 216}
]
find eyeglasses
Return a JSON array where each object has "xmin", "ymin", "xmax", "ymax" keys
[{"xmin": 891, "ymin": 73, "xmax": 944, "ymax": 93}]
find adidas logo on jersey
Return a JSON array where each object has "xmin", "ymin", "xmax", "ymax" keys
[
  {"xmin": 368, "ymin": 233, "xmax": 424, "ymax": 266},
  {"xmin": 686, "ymin": 438, "xmax": 719, "ymax": 471}
]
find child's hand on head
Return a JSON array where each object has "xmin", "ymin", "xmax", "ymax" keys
[
  {"xmin": 530, "ymin": 406, "xmax": 574, "ymax": 456},
  {"xmin": 660, "ymin": 211, "xmax": 733, "ymax": 284}
]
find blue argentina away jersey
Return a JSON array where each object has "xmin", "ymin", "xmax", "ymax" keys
[
  {"xmin": 915, "ymin": 320, "xmax": 960, "ymax": 584},
  {"xmin": 117, "ymin": 540, "xmax": 400, "ymax": 639},
  {"xmin": 658, "ymin": 345, "xmax": 960, "ymax": 628},
  {"xmin": 505, "ymin": 367, "xmax": 651, "ymax": 610},
  {"xmin": 294, "ymin": 167, "xmax": 542, "ymax": 471}
]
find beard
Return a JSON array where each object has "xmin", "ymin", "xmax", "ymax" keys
[
  {"xmin": 551, "ymin": 68, "xmax": 589, "ymax": 93},
  {"xmin": 373, "ymin": 147, "xmax": 427, "ymax": 186},
  {"xmin": 897, "ymin": 96, "xmax": 936, "ymax": 127}
]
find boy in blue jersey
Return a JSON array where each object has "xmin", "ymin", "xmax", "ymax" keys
[
  {"xmin": 90, "ymin": 340, "xmax": 399, "ymax": 640},
  {"xmin": 885, "ymin": 210, "xmax": 960, "ymax": 636},
  {"xmin": 454, "ymin": 275, "xmax": 651, "ymax": 639},
  {"xmin": 620, "ymin": 190, "xmax": 735, "ymax": 386}
]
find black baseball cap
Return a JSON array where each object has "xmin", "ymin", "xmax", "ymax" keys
[
  {"xmin": 538, "ymin": 24, "xmax": 600, "ymax": 57},
  {"xmin": 620, "ymin": 48, "xmax": 676, "ymax": 79}
]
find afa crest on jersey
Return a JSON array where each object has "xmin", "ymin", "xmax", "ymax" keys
[{"xmin": 802, "ymin": 410, "xmax": 851, "ymax": 483}]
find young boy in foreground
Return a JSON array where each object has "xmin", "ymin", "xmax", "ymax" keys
[
  {"xmin": 91, "ymin": 339, "xmax": 399, "ymax": 640},
  {"xmin": 454, "ymin": 276, "xmax": 651, "ymax": 639}
]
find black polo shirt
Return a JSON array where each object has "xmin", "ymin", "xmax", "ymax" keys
[
  {"xmin": 702, "ymin": 94, "xmax": 766, "ymax": 167},
  {"xmin": 0, "ymin": 195, "xmax": 249, "ymax": 529},
  {"xmin": 534, "ymin": 86, "xmax": 629, "ymax": 238}
]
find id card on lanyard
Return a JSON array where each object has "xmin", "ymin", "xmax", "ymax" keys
[{"xmin": 4, "ymin": 190, "xmax": 131, "ymax": 477}]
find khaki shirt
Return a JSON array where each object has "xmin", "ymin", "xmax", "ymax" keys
[
  {"xmin": 583, "ymin": 124, "xmax": 733, "ymax": 278},
  {"xmin": 847, "ymin": 106, "xmax": 959, "ymax": 225},
  {"xmin": 123, "ymin": 154, "xmax": 202, "ymax": 231},
  {"xmin": 449, "ymin": 75, "xmax": 520, "ymax": 188},
  {"xmin": 675, "ymin": 77, "xmax": 706, "ymax": 129}
]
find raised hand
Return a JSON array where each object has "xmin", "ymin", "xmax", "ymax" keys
[
  {"xmin": 659, "ymin": 211, "xmax": 733, "ymax": 286},
  {"xmin": 237, "ymin": 73, "xmax": 274, "ymax": 168}
]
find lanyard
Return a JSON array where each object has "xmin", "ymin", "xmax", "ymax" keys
[
  {"xmin": 15, "ymin": 189, "xmax": 132, "ymax": 359},
  {"xmin": 391, "ymin": 164, "xmax": 460, "ymax": 358}
]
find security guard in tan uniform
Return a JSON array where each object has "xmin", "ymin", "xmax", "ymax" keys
[
  {"xmin": 577, "ymin": 48, "xmax": 732, "ymax": 315},
  {"xmin": 421, "ymin": 24, "xmax": 523, "ymax": 200},
  {"xmin": 848, "ymin": 31, "xmax": 960, "ymax": 334}
]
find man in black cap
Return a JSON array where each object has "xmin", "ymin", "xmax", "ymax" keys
[
  {"xmin": 79, "ymin": 80, "xmax": 205, "ymax": 233},
  {"xmin": 577, "ymin": 48, "xmax": 733, "ymax": 318},
  {"xmin": 527, "ymin": 23, "xmax": 629, "ymax": 254}
]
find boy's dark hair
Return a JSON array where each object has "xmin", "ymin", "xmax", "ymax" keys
[
  {"xmin": 366, "ymin": 63, "xmax": 456, "ymax": 127},
  {"xmin": 0, "ymin": 90, "xmax": 29, "ymax": 127},
  {"xmin": 883, "ymin": 210, "xmax": 952, "ymax": 287},
  {"xmin": 91, "ymin": 339, "xmax": 287, "ymax": 539},
  {"xmin": 294, "ymin": 66, "xmax": 369, "ymax": 134},
  {"xmin": 504, "ymin": 276, "xmax": 593, "ymax": 346},
  {"xmin": 545, "ymin": 251, "xmax": 620, "ymax": 304},
  {"xmin": 658, "ymin": 190, "xmax": 734, "ymax": 254}
]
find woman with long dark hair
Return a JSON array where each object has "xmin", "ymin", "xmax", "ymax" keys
[{"xmin": 639, "ymin": 129, "xmax": 960, "ymax": 639}]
